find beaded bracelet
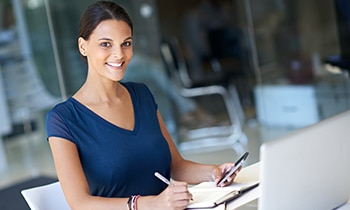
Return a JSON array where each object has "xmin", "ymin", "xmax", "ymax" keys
[
  {"xmin": 133, "ymin": 195, "xmax": 140, "ymax": 210},
  {"xmin": 127, "ymin": 195, "xmax": 141, "ymax": 210}
]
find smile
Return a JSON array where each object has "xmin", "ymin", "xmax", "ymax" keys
[{"xmin": 106, "ymin": 62, "xmax": 124, "ymax": 67}]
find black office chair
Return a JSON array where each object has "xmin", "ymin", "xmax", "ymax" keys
[
  {"xmin": 207, "ymin": 27, "xmax": 246, "ymax": 76},
  {"xmin": 160, "ymin": 37, "xmax": 246, "ymax": 152}
]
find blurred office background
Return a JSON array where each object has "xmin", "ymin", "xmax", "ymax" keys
[{"xmin": 0, "ymin": 0, "xmax": 349, "ymax": 190}]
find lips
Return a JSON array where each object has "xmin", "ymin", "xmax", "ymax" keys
[{"xmin": 106, "ymin": 62, "xmax": 124, "ymax": 67}]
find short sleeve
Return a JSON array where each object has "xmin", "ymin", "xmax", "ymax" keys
[{"xmin": 46, "ymin": 109, "xmax": 75, "ymax": 143}]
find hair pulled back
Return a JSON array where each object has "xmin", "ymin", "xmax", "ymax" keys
[
  {"xmin": 78, "ymin": 1, "xmax": 133, "ymax": 62},
  {"xmin": 79, "ymin": 1, "xmax": 133, "ymax": 41}
]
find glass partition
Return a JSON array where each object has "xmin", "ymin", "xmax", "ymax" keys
[
  {"xmin": 247, "ymin": 0, "xmax": 350, "ymax": 140},
  {"xmin": 1, "ymin": 0, "xmax": 348, "ymax": 145},
  {"xmin": 156, "ymin": 0, "xmax": 350, "ymax": 142}
]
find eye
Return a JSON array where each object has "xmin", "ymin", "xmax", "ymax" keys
[
  {"xmin": 122, "ymin": 41, "xmax": 132, "ymax": 48},
  {"xmin": 100, "ymin": 42, "xmax": 111, "ymax": 48}
]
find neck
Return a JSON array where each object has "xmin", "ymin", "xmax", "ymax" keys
[{"xmin": 74, "ymin": 79, "xmax": 123, "ymax": 105}]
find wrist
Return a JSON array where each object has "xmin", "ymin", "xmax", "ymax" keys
[
  {"xmin": 127, "ymin": 195, "xmax": 140, "ymax": 210},
  {"xmin": 210, "ymin": 165, "xmax": 221, "ymax": 182},
  {"xmin": 136, "ymin": 195, "xmax": 156, "ymax": 210}
]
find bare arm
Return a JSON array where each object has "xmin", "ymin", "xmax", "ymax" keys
[
  {"xmin": 157, "ymin": 111, "xmax": 236, "ymax": 185},
  {"xmin": 49, "ymin": 137, "xmax": 128, "ymax": 210}
]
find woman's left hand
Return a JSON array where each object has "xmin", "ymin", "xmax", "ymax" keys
[{"xmin": 211, "ymin": 163, "xmax": 242, "ymax": 187}]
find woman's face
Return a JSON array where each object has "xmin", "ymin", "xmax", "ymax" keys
[{"xmin": 79, "ymin": 19, "xmax": 133, "ymax": 82}]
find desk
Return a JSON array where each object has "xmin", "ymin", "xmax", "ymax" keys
[{"xmin": 226, "ymin": 162, "xmax": 259, "ymax": 210}]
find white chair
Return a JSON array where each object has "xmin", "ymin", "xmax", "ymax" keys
[{"xmin": 21, "ymin": 181, "xmax": 70, "ymax": 210}]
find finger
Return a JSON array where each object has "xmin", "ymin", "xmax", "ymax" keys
[
  {"xmin": 222, "ymin": 163, "xmax": 234, "ymax": 173},
  {"xmin": 166, "ymin": 183, "xmax": 191, "ymax": 199},
  {"xmin": 168, "ymin": 190, "xmax": 192, "ymax": 208},
  {"xmin": 170, "ymin": 180, "xmax": 188, "ymax": 187},
  {"xmin": 219, "ymin": 172, "xmax": 241, "ymax": 187},
  {"xmin": 169, "ymin": 184, "xmax": 189, "ymax": 194}
]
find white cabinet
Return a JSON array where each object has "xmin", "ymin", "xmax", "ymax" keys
[{"xmin": 254, "ymin": 85, "xmax": 319, "ymax": 128}]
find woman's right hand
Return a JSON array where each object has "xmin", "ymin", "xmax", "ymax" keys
[{"xmin": 141, "ymin": 180, "xmax": 192, "ymax": 210}]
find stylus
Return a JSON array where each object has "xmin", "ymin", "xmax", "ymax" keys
[{"xmin": 154, "ymin": 172, "xmax": 172, "ymax": 186}]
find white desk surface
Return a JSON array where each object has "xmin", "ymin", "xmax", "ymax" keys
[{"xmin": 226, "ymin": 162, "xmax": 260, "ymax": 210}]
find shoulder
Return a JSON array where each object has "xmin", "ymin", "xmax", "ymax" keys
[
  {"xmin": 122, "ymin": 82, "xmax": 153, "ymax": 96},
  {"xmin": 46, "ymin": 98, "xmax": 77, "ymax": 142},
  {"xmin": 46, "ymin": 98, "xmax": 77, "ymax": 121},
  {"xmin": 49, "ymin": 98, "xmax": 75, "ymax": 114},
  {"xmin": 122, "ymin": 81, "xmax": 149, "ymax": 91},
  {"xmin": 122, "ymin": 82, "xmax": 157, "ymax": 108}
]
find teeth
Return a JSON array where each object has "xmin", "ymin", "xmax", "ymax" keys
[{"xmin": 107, "ymin": 62, "xmax": 122, "ymax": 67}]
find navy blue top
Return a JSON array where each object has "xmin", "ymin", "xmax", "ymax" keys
[{"xmin": 46, "ymin": 82, "xmax": 172, "ymax": 197}]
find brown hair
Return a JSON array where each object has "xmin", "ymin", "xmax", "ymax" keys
[{"xmin": 78, "ymin": 1, "xmax": 133, "ymax": 62}]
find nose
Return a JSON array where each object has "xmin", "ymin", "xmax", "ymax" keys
[{"xmin": 112, "ymin": 46, "xmax": 124, "ymax": 59}]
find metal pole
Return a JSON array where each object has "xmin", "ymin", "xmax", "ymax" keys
[
  {"xmin": 243, "ymin": 0, "xmax": 262, "ymax": 85},
  {"xmin": 44, "ymin": 0, "xmax": 67, "ymax": 100}
]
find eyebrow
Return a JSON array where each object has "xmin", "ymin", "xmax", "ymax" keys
[
  {"xmin": 98, "ymin": 38, "xmax": 113, "ymax": 41},
  {"xmin": 98, "ymin": 36, "xmax": 133, "ymax": 42},
  {"xmin": 125, "ymin": 36, "xmax": 133, "ymax": 41}
]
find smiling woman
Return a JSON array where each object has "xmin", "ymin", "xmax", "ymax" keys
[
  {"xmin": 78, "ymin": 19, "xmax": 133, "ymax": 82},
  {"xmin": 45, "ymin": 1, "xmax": 242, "ymax": 210}
]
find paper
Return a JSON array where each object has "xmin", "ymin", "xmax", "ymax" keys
[
  {"xmin": 186, "ymin": 181, "xmax": 259, "ymax": 209},
  {"xmin": 188, "ymin": 203, "xmax": 226, "ymax": 210}
]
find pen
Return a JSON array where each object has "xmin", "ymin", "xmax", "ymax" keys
[
  {"xmin": 154, "ymin": 172, "xmax": 193, "ymax": 201},
  {"xmin": 154, "ymin": 172, "xmax": 173, "ymax": 186}
]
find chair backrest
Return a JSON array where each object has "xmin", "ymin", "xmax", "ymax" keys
[
  {"xmin": 207, "ymin": 27, "xmax": 242, "ymax": 60},
  {"xmin": 21, "ymin": 181, "xmax": 70, "ymax": 210},
  {"xmin": 160, "ymin": 37, "xmax": 193, "ymax": 88},
  {"xmin": 207, "ymin": 27, "xmax": 244, "ymax": 76}
]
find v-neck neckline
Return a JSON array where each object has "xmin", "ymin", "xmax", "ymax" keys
[{"xmin": 70, "ymin": 83, "xmax": 139, "ymax": 134}]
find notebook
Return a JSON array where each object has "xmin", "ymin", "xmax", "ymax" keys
[
  {"xmin": 187, "ymin": 181, "xmax": 259, "ymax": 209},
  {"xmin": 259, "ymin": 110, "xmax": 350, "ymax": 210}
]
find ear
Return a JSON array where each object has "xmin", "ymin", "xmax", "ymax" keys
[{"xmin": 78, "ymin": 37, "xmax": 87, "ymax": 56}]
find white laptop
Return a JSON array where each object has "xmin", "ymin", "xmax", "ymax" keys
[{"xmin": 259, "ymin": 110, "xmax": 350, "ymax": 210}]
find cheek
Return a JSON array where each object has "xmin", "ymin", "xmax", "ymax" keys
[
  {"xmin": 125, "ymin": 49, "xmax": 133, "ymax": 60},
  {"xmin": 88, "ymin": 49, "xmax": 109, "ymax": 63},
  {"xmin": 117, "ymin": 49, "xmax": 132, "ymax": 67}
]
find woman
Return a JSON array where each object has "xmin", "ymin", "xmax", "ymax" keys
[{"xmin": 46, "ymin": 1, "xmax": 240, "ymax": 209}]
